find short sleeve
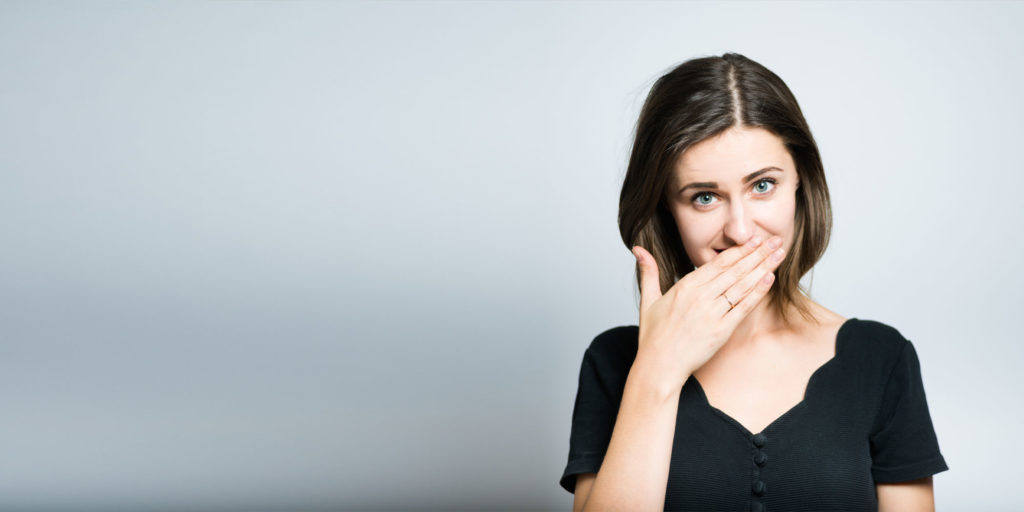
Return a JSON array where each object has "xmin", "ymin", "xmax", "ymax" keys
[
  {"xmin": 869, "ymin": 339, "xmax": 949, "ymax": 482},
  {"xmin": 558, "ymin": 329, "xmax": 634, "ymax": 494}
]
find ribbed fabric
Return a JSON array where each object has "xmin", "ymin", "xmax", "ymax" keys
[{"xmin": 559, "ymin": 318, "xmax": 949, "ymax": 511}]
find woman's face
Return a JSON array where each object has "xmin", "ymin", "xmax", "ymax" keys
[{"xmin": 666, "ymin": 125, "xmax": 801, "ymax": 268}]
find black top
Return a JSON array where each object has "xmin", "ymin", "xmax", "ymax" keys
[{"xmin": 559, "ymin": 318, "xmax": 949, "ymax": 511}]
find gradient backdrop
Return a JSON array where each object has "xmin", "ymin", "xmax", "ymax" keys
[{"xmin": 1, "ymin": 1, "xmax": 1020, "ymax": 510}]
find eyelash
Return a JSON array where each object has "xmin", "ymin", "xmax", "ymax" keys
[{"xmin": 690, "ymin": 177, "xmax": 778, "ymax": 209}]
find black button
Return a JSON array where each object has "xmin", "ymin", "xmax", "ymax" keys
[
  {"xmin": 752, "ymin": 480, "xmax": 766, "ymax": 496},
  {"xmin": 754, "ymin": 452, "xmax": 768, "ymax": 466},
  {"xmin": 751, "ymin": 501, "xmax": 764, "ymax": 512},
  {"xmin": 752, "ymin": 433, "xmax": 767, "ymax": 447}
]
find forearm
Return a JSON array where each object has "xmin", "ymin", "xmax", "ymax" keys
[{"xmin": 583, "ymin": 356, "xmax": 683, "ymax": 512}]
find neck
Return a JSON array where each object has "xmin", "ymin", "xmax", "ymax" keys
[{"xmin": 727, "ymin": 293, "xmax": 807, "ymax": 348}]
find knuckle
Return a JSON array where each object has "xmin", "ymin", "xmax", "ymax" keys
[
  {"xmin": 674, "ymin": 278, "xmax": 690, "ymax": 295},
  {"xmin": 760, "ymin": 241, "xmax": 776, "ymax": 255},
  {"xmin": 728, "ymin": 265, "xmax": 745, "ymax": 281},
  {"xmin": 755, "ymin": 277, "xmax": 771, "ymax": 290},
  {"xmin": 742, "ymin": 275, "xmax": 765, "ymax": 294},
  {"xmin": 763, "ymin": 249, "xmax": 783, "ymax": 265}
]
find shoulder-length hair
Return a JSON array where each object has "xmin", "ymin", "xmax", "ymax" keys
[{"xmin": 619, "ymin": 52, "xmax": 832, "ymax": 328}]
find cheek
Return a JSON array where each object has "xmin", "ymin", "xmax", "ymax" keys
[
  {"xmin": 760, "ymin": 192, "xmax": 797, "ymax": 224},
  {"xmin": 769, "ymin": 200, "xmax": 798, "ymax": 246},
  {"xmin": 769, "ymin": 204, "xmax": 797, "ymax": 230},
  {"xmin": 674, "ymin": 212, "xmax": 715, "ymax": 243},
  {"xmin": 674, "ymin": 220, "xmax": 719, "ymax": 265}
]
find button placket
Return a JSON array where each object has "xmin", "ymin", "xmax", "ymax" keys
[
  {"xmin": 750, "ymin": 434, "xmax": 768, "ymax": 511},
  {"xmin": 752, "ymin": 480, "xmax": 766, "ymax": 495},
  {"xmin": 752, "ymin": 433, "xmax": 767, "ymax": 447}
]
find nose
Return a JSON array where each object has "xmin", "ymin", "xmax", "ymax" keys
[{"xmin": 722, "ymin": 201, "xmax": 756, "ymax": 246}]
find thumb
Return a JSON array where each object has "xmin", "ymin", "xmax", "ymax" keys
[{"xmin": 632, "ymin": 245, "xmax": 662, "ymax": 310}]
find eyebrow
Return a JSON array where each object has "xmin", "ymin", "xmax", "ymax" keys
[{"xmin": 678, "ymin": 166, "xmax": 783, "ymax": 195}]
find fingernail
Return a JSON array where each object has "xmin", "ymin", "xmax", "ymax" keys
[
  {"xmin": 749, "ymin": 235, "xmax": 762, "ymax": 246},
  {"xmin": 771, "ymin": 248, "xmax": 785, "ymax": 262},
  {"xmin": 768, "ymin": 236, "xmax": 782, "ymax": 250}
]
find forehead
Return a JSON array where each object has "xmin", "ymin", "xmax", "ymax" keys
[{"xmin": 674, "ymin": 126, "xmax": 794, "ymax": 181}]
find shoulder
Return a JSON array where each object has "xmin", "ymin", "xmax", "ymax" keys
[
  {"xmin": 585, "ymin": 325, "xmax": 640, "ymax": 368},
  {"xmin": 847, "ymin": 318, "xmax": 910, "ymax": 347},
  {"xmin": 844, "ymin": 318, "xmax": 914, "ymax": 371}
]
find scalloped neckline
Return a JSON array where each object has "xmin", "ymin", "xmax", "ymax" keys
[{"xmin": 690, "ymin": 317, "xmax": 857, "ymax": 437}]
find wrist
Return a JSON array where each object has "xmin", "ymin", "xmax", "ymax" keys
[{"xmin": 627, "ymin": 352, "xmax": 686, "ymax": 403}]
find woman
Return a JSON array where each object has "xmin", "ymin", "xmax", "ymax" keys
[{"xmin": 559, "ymin": 53, "xmax": 948, "ymax": 511}]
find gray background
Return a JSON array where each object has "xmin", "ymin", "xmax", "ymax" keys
[{"xmin": 1, "ymin": 1, "xmax": 1019, "ymax": 510}]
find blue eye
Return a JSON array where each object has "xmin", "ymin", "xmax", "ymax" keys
[{"xmin": 690, "ymin": 177, "xmax": 777, "ymax": 209}]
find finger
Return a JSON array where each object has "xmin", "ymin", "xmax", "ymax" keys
[
  {"xmin": 688, "ymin": 234, "xmax": 765, "ymax": 286},
  {"xmin": 632, "ymin": 245, "xmax": 662, "ymax": 311},
  {"xmin": 704, "ymin": 235, "xmax": 783, "ymax": 298},
  {"xmin": 717, "ymin": 242, "xmax": 786, "ymax": 315},
  {"xmin": 721, "ymin": 268, "xmax": 775, "ymax": 322}
]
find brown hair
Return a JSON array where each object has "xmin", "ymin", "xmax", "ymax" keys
[{"xmin": 619, "ymin": 52, "xmax": 833, "ymax": 328}]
